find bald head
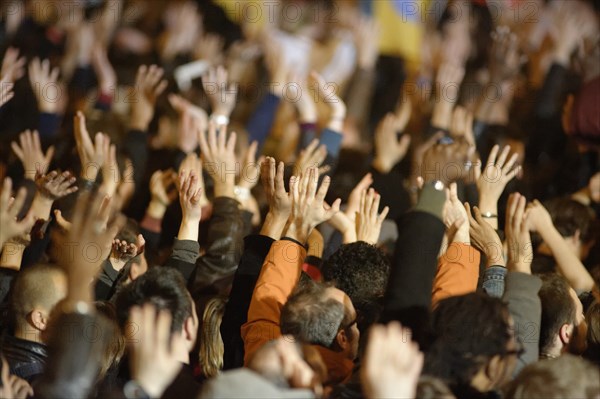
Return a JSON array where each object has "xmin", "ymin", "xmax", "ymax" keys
[{"xmin": 10, "ymin": 263, "xmax": 67, "ymax": 333}]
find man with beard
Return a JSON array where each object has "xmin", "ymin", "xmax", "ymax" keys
[{"xmin": 538, "ymin": 273, "xmax": 588, "ymax": 358}]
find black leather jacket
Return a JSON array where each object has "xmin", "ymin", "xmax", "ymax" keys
[{"xmin": 0, "ymin": 334, "xmax": 47, "ymax": 383}]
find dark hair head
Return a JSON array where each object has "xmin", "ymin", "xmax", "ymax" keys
[
  {"xmin": 544, "ymin": 197, "xmax": 596, "ymax": 243},
  {"xmin": 424, "ymin": 293, "xmax": 511, "ymax": 387},
  {"xmin": 321, "ymin": 242, "xmax": 390, "ymax": 305},
  {"xmin": 538, "ymin": 273, "xmax": 576, "ymax": 353},
  {"xmin": 280, "ymin": 280, "xmax": 347, "ymax": 348},
  {"xmin": 114, "ymin": 267, "xmax": 192, "ymax": 334}
]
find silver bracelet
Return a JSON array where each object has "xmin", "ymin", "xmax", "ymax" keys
[
  {"xmin": 210, "ymin": 114, "xmax": 229, "ymax": 126},
  {"xmin": 481, "ymin": 212, "xmax": 498, "ymax": 218},
  {"xmin": 234, "ymin": 185, "xmax": 250, "ymax": 201}
]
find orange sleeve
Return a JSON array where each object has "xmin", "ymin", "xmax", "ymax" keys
[
  {"xmin": 431, "ymin": 242, "xmax": 481, "ymax": 309},
  {"xmin": 241, "ymin": 240, "xmax": 306, "ymax": 365}
]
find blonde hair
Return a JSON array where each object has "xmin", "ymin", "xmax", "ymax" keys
[{"xmin": 198, "ymin": 296, "xmax": 227, "ymax": 378}]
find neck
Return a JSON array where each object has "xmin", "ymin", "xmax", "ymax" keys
[
  {"xmin": 540, "ymin": 342, "xmax": 562, "ymax": 359},
  {"xmin": 15, "ymin": 325, "xmax": 44, "ymax": 344}
]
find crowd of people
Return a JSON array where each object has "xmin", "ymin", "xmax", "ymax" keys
[{"xmin": 0, "ymin": 0, "xmax": 599, "ymax": 398}]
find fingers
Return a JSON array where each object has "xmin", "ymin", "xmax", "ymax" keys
[
  {"xmin": 496, "ymin": 145, "xmax": 511, "ymax": 167},
  {"xmin": 486, "ymin": 144, "xmax": 499, "ymax": 166},
  {"xmin": 315, "ymin": 175, "xmax": 331, "ymax": 203}
]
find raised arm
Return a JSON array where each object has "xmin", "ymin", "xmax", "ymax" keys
[
  {"xmin": 503, "ymin": 193, "xmax": 542, "ymax": 374},
  {"xmin": 527, "ymin": 200, "xmax": 596, "ymax": 294},
  {"xmin": 241, "ymin": 168, "xmax": 340, "ymax": 363},
  {"xmin": 431, "ymin": 183, "xmax": 480, "ymax": 309}
]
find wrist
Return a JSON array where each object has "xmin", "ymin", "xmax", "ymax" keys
[
  {"xmin": 285, "ymin": 222, "xmax": 311, "ymax": 244},
  {"xmin": 214, "ymin": 180, "xmax": 235, "ymax": 198},
  {"xmin": 372, "ymin": 157, "xmax": 394, "ymax": 174},
  {"xmin": 147, "ymin": 200, "xmax": 168, "ymax": 219},
  {"xmin": 260, "ymin": 212, "xmax": 288, "ymax": 240}
]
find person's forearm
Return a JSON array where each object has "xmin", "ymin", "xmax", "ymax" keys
[
  {"xmin": 540, "ymin": 226, "xmax": 595, "ymax": 291},
  {"xmin": 259, "ymin": 212, "xmax": 288, "ymax": 241},
  {"xmin": 31, "ymin": 195, "xmax": 53, "ymax": 220},
  {"xmin": 0, "ymin": 242, "xmax": 25, "ymax": 271},
  {"xmin": 178, "ymin": 217, "xmax": 200, "ymax": 242},
  {"xmin": 213, "ymin": 172, "xmax": 236, "ymax": 199}
]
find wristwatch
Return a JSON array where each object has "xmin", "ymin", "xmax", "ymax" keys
[{"xmin": 234, "ymin": 185, "xmax": 250, "ymax": 201}]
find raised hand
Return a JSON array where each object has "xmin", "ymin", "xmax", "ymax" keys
[
  {"xmin": 477, "ymin": 144, "xmax": 520, "ymax": 228},
  {"xmin": 0, "ymin": 178, "xmax": 35, "ymax": 248},
  {"xmin": 168, "ymin": 93, "xmax": 208, "ymax": 154},
  {"xmin": 130, "ymin": 65, "xmax": 168, "ymax": 131},
  {"xmin": 35, "ymin": 170, "xmax": 78, "ymax": 201},
  {"xmin": 0, "ymin": 357, "xmax": 33, "ymax": 399},
  {"xmin": 28, "ymin": 58, "xmax": 61, "ymax": 113},
  {"xmin": 53, "ymin": 191, "xmax": 125, "ymax": 302},
  {"xmin": 310, "ymin": 71, "xmax": 346, "ymax": 132},
  {"xmin": 328, "ymin": 173, "xmax": 373, "ymax": 244},
  {"xmin": 91, "ymin": 43, "xmax": 117, "ymax": 94},
  {"xmin": 74, "ymin": 111, "xmax": 108, "ymax": 182},
  {"xmin": 0, "ymin": 80, "xmax": 14, "ymax": 108},
  {"xmin": 286, "ymin": 70, "xmax": 317, "ymax": 123},
  {"xmin": 128, "ymin": 304, "xmax": 185, "ymax": 398},
  {"xmin": 489, "ymin": 26, "xmax": 524, "ymax": 83},
  {"xmin": 194, "ymin": 33, "xmax": 225, "ymax": 64},
  {"xmin": 372, "ymin": 113, "xmax": 411, "ymax": 174},
  {"xmin": 294, "ymin": 138, "xmax": 327, "ymax": 177},
  {"xmin": 443, "ymin": 182, "xmax": 469, "ymax": 244},
  {"xmin": 198, "ymin": 122, "xmax": 237, "ymax": 198},
  {"xmin": 112, "ymin": 234, "xmax": 145, "ymax": 264},
  {"xmin": 1, "ymin": 47, "xmax": 26, "ymax": 84},
  {"xmin": 361, "ymin": 322, "xmax": 423, "ymax": 399},
  {"xmin": 285, "ymin": 167, "xmax": 341, "ymax": 244},
  {"xmin": 523, "ymin": 199, "xmax": 554, "ymax": 234},
  {"xmin": 465, "ymin": 203, "xmax": 505, "ymax": 268},
  {"xmin": 178, "ymin": 169, "xmax": 203, "ymax": 222},
  {"xmin": 100, "ymin": 143, "xmax": 119, "ymax": 197},
  {"xmin": 11, "ymin": 130, "xmax": 55, "ymax": 179},
  {"xmin": 505, "ymin": 193, "xmax": 533, "ymax": 273},
  {"xmin": 202, "ymin": 66, "xmax": 237, "ymax": 120},
  {"xmin": 237, "ymin": 141, "xmax": 261, "ymax": 190},
  {"xmin": 420, "ymin": 138, "xmax": 474, "ymax": 186},
  {"xmin": 355, "ymin": 188, "xmax": 389, "ymax": 245},
  {"xmin": 263, "ymin": 42, "xmax": 290, "ymax": 95},
  {"xmin": 431, "ymin": 62, "xmax": 465, "ymax": 130},
  {"xmin": 353, "ymin": 14, "xmax": 380, "ymax": 70},
  {"xmin": 260, "ymin": 157, "xmax": 292, "ymax": 240},
  {"xmin": 149, "ymin": 169, "xmax": 178, "ymax": 209}
]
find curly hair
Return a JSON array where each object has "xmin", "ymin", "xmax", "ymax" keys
[{"xmin": 321, "ymin": 242, "xmax": 390, "ymax": 304}]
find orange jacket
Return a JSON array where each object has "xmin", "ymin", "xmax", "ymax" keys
[
  {"xmin": 240, "ymin": 239, "xmax": 354, "ymax": 384},
  {"xmin": 432, "ymin": 242, "xmax": 481, "ymax": 309}
]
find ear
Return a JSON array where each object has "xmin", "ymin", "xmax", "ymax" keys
[
  {"xmin": 559, "ymin": 323, "xmax": 574, "ymax": 345},
  {"xmin": 335, "ymin": 329, "xmax": 349, "ymax": 351},
  {"xmin": 183, "ymin": 316, "xmax": 197, "ymax": 344},
  {"xmin": 29, "ymin": 309, "xmax": 48, "ymax": 331}
]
